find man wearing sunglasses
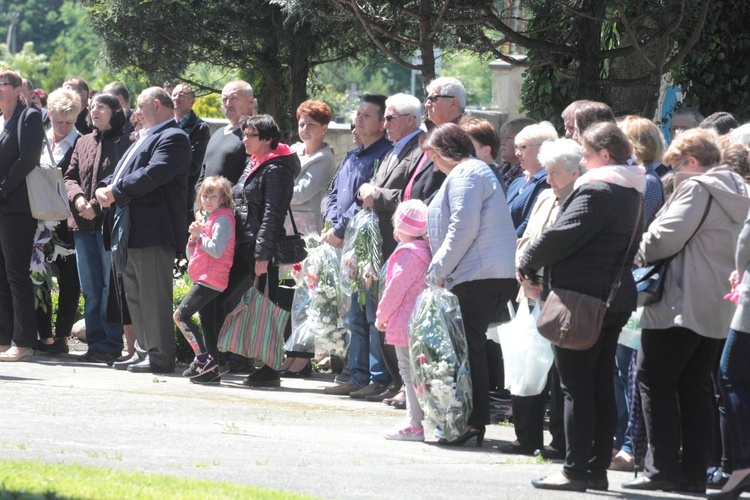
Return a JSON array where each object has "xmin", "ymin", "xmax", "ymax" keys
[
  {"xmin": 403, "ymin": 77, "xmax": 466, "ymax": 204},
  {"xmin": 352, "ymin": 93, "xmax": 424, "ymax": 403}
]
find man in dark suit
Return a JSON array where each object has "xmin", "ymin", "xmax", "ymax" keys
[
  {"xmin": 63, "ymin": 76, "xmax": 93, "ymax": 135},
  {"xmin": 172, "ymin": 84, "xmax": 211, "ymax": 219},
  {"xmin": 403, "ymin": 77, "xmax": 467, "ymax": 203},
  {"xmin": 354, "ymin": 93, "xmax": 424, "ymax": 402},
  {"xmin": 96, "ymin": 87, "xmax": 191, "ymax": 374}
]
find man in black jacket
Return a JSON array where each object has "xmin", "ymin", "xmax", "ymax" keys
[
  {"xmin": 172, "ymin": 84, "xmax": 211, "ymax": 220},
  {"xmin": 96, "ymin": 87, "xmax": 192, "ymax": 374}
]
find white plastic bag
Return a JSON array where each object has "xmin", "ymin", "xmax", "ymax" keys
[
  {"xmin": 618, "ymin": 307, "xmax": 643, "ymax": 350},
  {"xmin": 496, "ymin": 298, "xmax": 554, "ymax": 397}
]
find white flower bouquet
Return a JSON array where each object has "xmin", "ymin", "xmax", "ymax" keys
[
  {"xmin": 287, "ymin": 240, "xmax": 348, "ymax": 355},
  {"xmin": 30, "ymin": 220, "xmax": 75, "ymax": 310},
  {"xmin": 409, "ymin": 283, "xmax": 473, "ymax": 441},
  {"xmin": 340, "ymin": 209, "xmax": 382, "ymax": 308}
]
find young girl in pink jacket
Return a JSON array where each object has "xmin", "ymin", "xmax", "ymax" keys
[
  {"xmin": 375, "ymin": 199, "xmax": 432, "ymax": 441},
  {"xmin": 174, "ymin": 176, "xmax": 235, "ymax": 385}
]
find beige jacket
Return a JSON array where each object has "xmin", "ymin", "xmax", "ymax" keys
[
  {"xmin": 637, "ymin": 166, "xmax": 750, "ymax": 338},
  {"xmin": 515, "ymin": 189, "xmax": 560, "ymax": 302}
]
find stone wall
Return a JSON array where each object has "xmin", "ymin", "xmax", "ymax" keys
[{"xmin": 204, "ymin": 108, "xmax": 511, "ymax": 167}]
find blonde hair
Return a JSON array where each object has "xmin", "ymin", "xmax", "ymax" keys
[
  {"xmin": 197, "ymin": 176, "xmax": 235, "ymax": 213},
  {"xmin": 47, "ymin": 88, "xmax": 82, "ymax": 121},
  {"xmin": 619, "ymin": 116, "xmax": 666, "ymax": 165},
  {"xmin": 663, "ymin": 128, "xmax": 721, "ymax": 168}
]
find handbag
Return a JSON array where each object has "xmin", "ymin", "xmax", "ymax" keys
[
  {"xmin": 633, "ymin": 195, "xmax": 712, "ymax": 306},
  {"xmin": 537, "ymin": 201, "xmax": 643, "ymax": 351},
  {"xmin": 19, "ymin": 111, "xmax": 71, "ymax": 221},
  {"xmin": 272, "ymin": 208, "xmax": 308, "ymax": 265},
  {"xmin": 217, "ymin": 279, "xmax": 289, "ymax": 371}
]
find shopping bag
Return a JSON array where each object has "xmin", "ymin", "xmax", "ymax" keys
[
  {"xmin": 218, "ymin": 284, "xmax": 289, "ymax": 371},
  {"xmin": 496, "ymin": 298, "xmax": 554, "ymax": 397},
  {"xmin": 618, "ymin": 307, "xmax": 643, "ymax": 350}
]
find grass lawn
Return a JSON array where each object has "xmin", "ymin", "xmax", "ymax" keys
[{"xmin": 0, "ymin": 459, "xmax": 316, "ymax": 499}]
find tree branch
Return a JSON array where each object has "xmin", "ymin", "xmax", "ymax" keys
[
  {"xmin": 664, "ymin": 0, "xmax": 710, "ymax": 71},
  {"xmin": 614, "ymin": 0, "xmax": 656, "ymax": 70},
  {"xmin": 346, "ymin": 0, "xmax": 422, "ymax": 70},
  {"xmin": 480, "ymin": 4, "xmax": 576, "ymax": 56}
]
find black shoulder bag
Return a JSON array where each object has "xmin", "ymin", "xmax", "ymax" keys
[{"xmin": 272, "ymin": 208, "xmax": 308, "ymax": 265}]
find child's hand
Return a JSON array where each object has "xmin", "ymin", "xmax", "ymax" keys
[
  {"xmin": 374, "ymin": 318, "xmax": 386, "ymax": 331},
  {"xmin": 188, "ymin": 220, "xmax": 203, "ymax": 238}
]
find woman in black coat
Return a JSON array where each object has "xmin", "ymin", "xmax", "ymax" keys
[
  {"xmin": 520, "ymin": 122, "xmax": 644, "ymax": 492},
  {"xmin": 192, "ymin": 114, "xmax": 300, "ymax": 386},
  {"xmin": 0, "ymin": 68, "xmax": 45, "ymax": 362}
]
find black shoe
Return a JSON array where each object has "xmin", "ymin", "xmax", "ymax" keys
[
  {"xmin": 622, "ymin": 475, "xmax": 677, "ymax": 491},
  {"xmin": 81, "ymin": 350, "xmax": 118, "ymax": 364},
  {"xmin": 392, "ymin": 400, "xmax": 406, "ymax": 410},
  {"xmin": 127, "ymin": 359, "xmax": 174, "ymax": 374},
  {"xmin": 242, "ymin": 365, "xmax": 280, "ymax": 387},
  {"xmin": 587, "ymin": 478, "xmax": 609, "ymax": 491},
  {"xmin": 437, "ymin": 426, "xmax": 485, "ymax": 448},
  {"xmin": 187, "ymin": 358, "xmax": 217, "ymax": 379},
  {"xmin": 279, "ymin": 361, "xmax": 312, "ymax": 379},
  {"xmin": 534, "ymin": 445, "xmax": 565, "ymax": 460},
  {"xmin": 365, "ymin": 384, "xmax": 401, "ymax": 402},
  {"xmin": 677, "ymin": 481, "xmax": 705, "ymax": 494},
  {"xmin": 531, "ymin": 472, "xmax": 587, "ymax": 492},
  {"xmin": 217, "ymin": 362, "xmax": 230, "ymax": 375},
  {"xmin": 48, "ymin": 338, "xmax": 70, "ymax": 355},
  {"xmin": 499, "ymin": 442, "xmax": 537, "ymax": 456},
  {"xmin": 227, "ymin": 354, "xmax": 255, "ymax": 374},
  {"xmin": 113, "ymin": 354, "xmax": 143, "ymax": 371},
  {"xmin": 191, "ymin": 367, "xmax": 221, "ymax": 385},
  {"xmin": 706, "ymin": 471, "xmax": 750, "ymax": 500}
]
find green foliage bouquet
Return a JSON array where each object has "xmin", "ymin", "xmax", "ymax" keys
[{"xmin": 340, "ymin": 209, "xmax": 382, "ymax": 308}]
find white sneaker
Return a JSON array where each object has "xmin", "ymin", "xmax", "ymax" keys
[{"xmin": 384, "ymin": 423, "xmax": 425, "ymax": 442}]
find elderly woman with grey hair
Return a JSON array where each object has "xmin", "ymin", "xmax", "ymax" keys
[
  {"xmin": 506, "ymin": 122, "xmax": 558, "ymax": 237},
  {"xmin": 502, "ymin": 139, "xmax": 584, "ymax": 457},
  {"xmin": 36, "ymin": 88, "xmax": 83, "ymax": 355}
]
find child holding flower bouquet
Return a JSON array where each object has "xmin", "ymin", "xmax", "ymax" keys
[{"xmin": 375, "ymin": 199, "xmax": 432, "ymax": 441}]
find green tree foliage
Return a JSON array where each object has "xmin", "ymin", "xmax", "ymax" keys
[
  {"xmin": 672, "ymin": 0, "xmax": 750, "ymax": 122},
  {"xmin": 82, "ymin": 0, "xmax": 369, "ymax": 136},
  {"xmin": 0, "ymin": 0, "xmax": 65, "ymax": 55},
  {"xmin": 0, "ymin": 41, "xmax": 48, "ymax": 87}
]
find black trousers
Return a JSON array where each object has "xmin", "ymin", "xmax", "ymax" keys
[
  {"xmin": 0, "ymin": 213, "xmax": 38, "ymax": 348},
  {"xmin": 512, "ymin": 364, "xmax": 565, "ymax": 451},
  {"xmin": 554, "ymin": 311, "xmax": 629, "ymax": 481},
  {"xmin": 452, "ymin": 278, "xmax": 516, "ymax": 427},
  {"xmin": 637, "ymin": 326, "xmax": 723, "ymax": 483},
  {"xmin": 36, "ymin": 253, "xmax": 80, "ymax": 339}
]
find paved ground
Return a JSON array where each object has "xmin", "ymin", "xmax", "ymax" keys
[{"xmin": 0, "ymin": 348, "xmax": 724, "ymax": 500}]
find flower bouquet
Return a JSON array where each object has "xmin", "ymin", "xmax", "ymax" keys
[
  {"xmin": 30, "ymin": 220, "xmax": 75, "ymax": 311},
  {"xmin": 340, "ymin": 209, "xmax": 382, "ymax": 308},
  {"xmin": 287, "ymin": 241, "xmax": 348, "ymax": 355},
  {"xmin": 409, "ymin": 283, "xmax": 473, "ymax": 441}
]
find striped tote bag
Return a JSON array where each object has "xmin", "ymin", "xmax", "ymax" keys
[{"xmin": 218, "ymin": 285, "xmax": 289, "ymax": 371}]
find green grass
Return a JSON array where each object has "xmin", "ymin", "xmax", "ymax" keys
[{"xmin": 0, "ymin": 459, "xmax": 316, "ymax": 499}]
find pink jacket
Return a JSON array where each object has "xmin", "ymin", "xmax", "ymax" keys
[
  {"xmin": 376, "ymin": 239, "xmax": 432, "ymax": 346},
  {"xmin": 188, "ymin": 207, "xmax": 235, "ymax": 290}
]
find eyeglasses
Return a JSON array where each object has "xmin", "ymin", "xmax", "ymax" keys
[
  {"xmin": 0, "ymin": 82, "xmax": 13, "ymax": 88},
  {"xmin": 384, "ymin": 114, "xmax": 409, "ymax": 122},
  {"xmin": 425, "ymin": 95, "xmax": 454, "ymax": 103},
  {"xmin": 242, "ymin": 133, "xmax": 259, "ymax": 139},
  {"xmin": 515, "ymin": 144, "xmax": 542, "ymax": 153}
]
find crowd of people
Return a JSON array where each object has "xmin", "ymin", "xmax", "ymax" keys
[{"xmin": 2, "ymin": 67, "xmax": 750, "ymax": 498}]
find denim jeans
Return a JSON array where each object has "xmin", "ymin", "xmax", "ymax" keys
[
  {"xmin": 347, "ymin": 290, "xmax": 390, "ymax": 387},
  {"xmin": 74, "ymin": 231, "xmax": 123, "ymax": 354},
  {"xmin": 613, "ymin": 344, "xmax": 635, "ymax": 454},
  {"xmin": 719, "ymin": 329, "xmax": 750, "ymax": 469}
]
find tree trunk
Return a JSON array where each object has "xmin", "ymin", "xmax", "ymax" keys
[
  {"xmin": 289, "ymin": 36, "xmax": 312, "ymax": 141},
  {"xmin": 418, "ymin": 0, "xmax": 436, "ymax": 91}
]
